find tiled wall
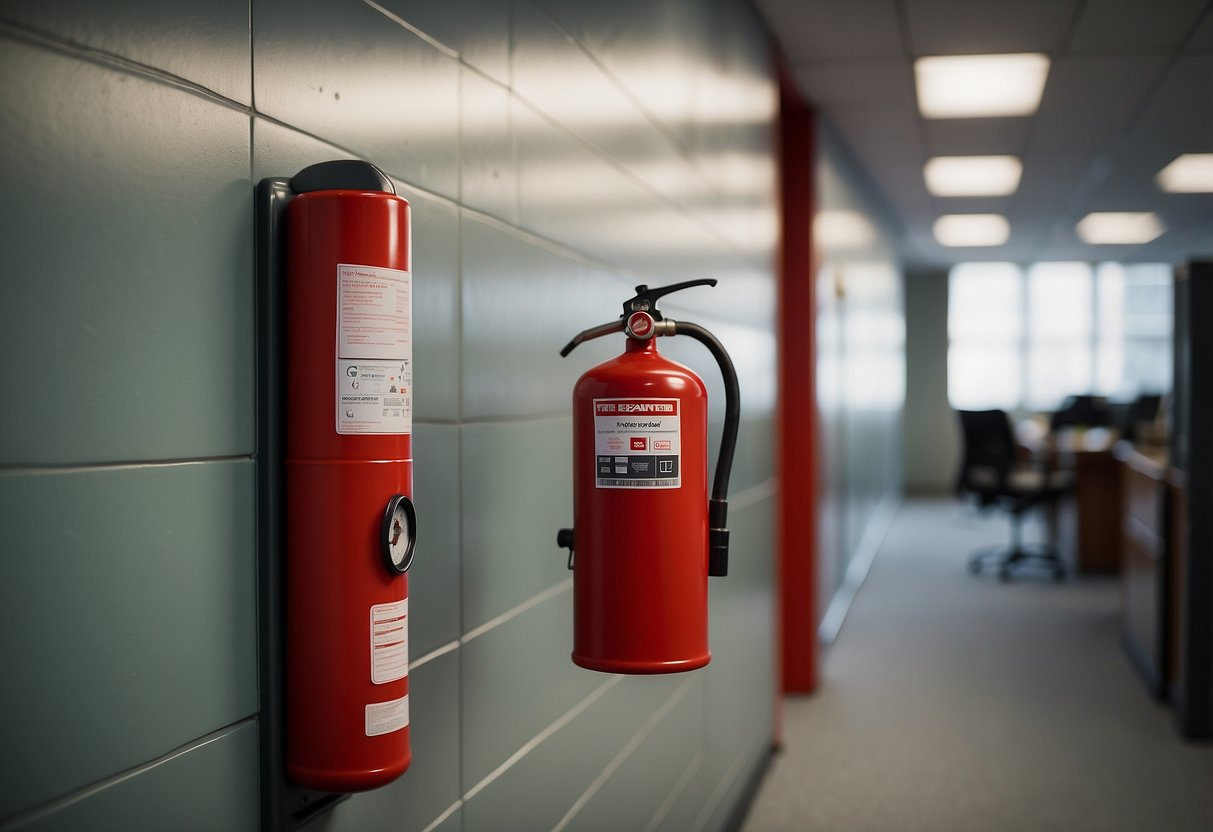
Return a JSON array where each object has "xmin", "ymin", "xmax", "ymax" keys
[
  {"xmin": 0, "ymin": 1, "xmax": 778, "ymax": 830},
  {"xmin": 813, "ymin": 122, "xmax": 906, "ymax": 626}
]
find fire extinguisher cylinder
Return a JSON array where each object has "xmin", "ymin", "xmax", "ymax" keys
[{"xmin": 559, "ymin": 281, "xmax": 740, "ymax": 673}]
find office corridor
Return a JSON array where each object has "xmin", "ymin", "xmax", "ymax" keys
[{"xmin": 743, "ymin": 499, "xmax": 1213, "ymax": 832}]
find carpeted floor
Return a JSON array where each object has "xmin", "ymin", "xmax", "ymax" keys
[{"xmin": 742, "ymin": 498, "xmax": 1213, "ymax": 832}]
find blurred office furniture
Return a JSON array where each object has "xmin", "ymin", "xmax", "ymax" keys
[
  {"xmin": 1050, "ymin": 394, "xmax": 1112, "ymax": 430},
  {"xmin": 1168, "ymin": 261, "xmax": 1211, "ymax": 739},
  {"xmin": 1117, "ymin": 442, "xmax": 1177, "ymax": 698},
  {"xmin": 956, "ymin": 409, "xmax": 1069, "ymax": 580},
  {"xmin": 1049, "ymin": 428, "xmax": 1122, "ymax": 573},
  {"xmin": 1111, "ymin": 393, "xmax": 1163, "ymax": 442}
]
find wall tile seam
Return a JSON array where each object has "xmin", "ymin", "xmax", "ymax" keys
[
  {"xmin": 462, "ymin": 675, "xmax": 624, "ymax": 804},
  {"xmin": 550, "ymin": 676, "xmax": 697, "ymax": 832},
  {"xmin": 250, "ymin": 114, "xmax": 462, "ymax": 213},
  {"xmin": 644, "ymin": 748, "xmax": 705, "ymax": 832},
  {"xmin": 0, "ymin": 17, "xmax": 252, "ymax": 118},
  {"xmin": 0, "ymin": 455, "xmax": 253, "ymax": 477},
  {"xmin": 459, "ymin": 206, "xmax": 646, "ymax": 288},
  {"xmin": 360, "ymin": 0, "xmax": 514, "ymax": 93},
  {"xmin": 728, "ymin": 477, "xmax": 779, "ymax": 512},
  {"xmin": 418, "ymin": 798, "xmax": 462, "ymax": 832},
  {"xmin": 527, "ymin": 0, "xmax": 694, "ymax": 157},
  {"xmin": 690, "ymin": 725, "xmax": 769, "ymax": 832},
  {"xmin": 360, "ymin": 0, "xmax": 458, "ymax": 59},
  {"xmin": 0, "ymin": 716, "xmax": 256, "ymax": 831},
  {"xmin": 506, "ymin": 89, "xmax": 776, "ymax": 269},
  {"xmin": 461, "ymin": 578, "xmax": 572, "ymax": 644}
]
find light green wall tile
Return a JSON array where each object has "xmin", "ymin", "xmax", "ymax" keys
[
  {"xmin": 311, "ymin": 651, "xmax": 460, "ymax": 832},
  {"xmin": 14, "ymin": 722, "xmax": 259, "ymax": 832},
  {"xmin": 461, "ymin": 419, "xmax": 574, "ymax": 629},
  {"xmin": 0, "ymin": 461, "xmax": 257, "ymax": 816},
  {"xmin": 460, "ymin": 588, "xmax": 600, "ymax": 789},
  {"xmin": 0, "ymin": 38, "xmax": 252, "ymax": 466},
  {"xmin": 253, "ymin": 0, "xmax": 460, "ymax": 200},
  {"xmin": 0, "ymin": 0, "xmax": 252, "ymax": 104}
]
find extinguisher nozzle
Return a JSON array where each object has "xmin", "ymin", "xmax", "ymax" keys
[
  {"xmin": 709, "ymin": 528, "xmax": 730, "ymax": 577},
  {"xmin": 708, "ymin": 498, "xmax": 729, "ymax": 577}
]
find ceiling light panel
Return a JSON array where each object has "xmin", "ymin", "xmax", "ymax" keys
[
  {"xmin": 924, "ymin": 155, "xmax": 1023, "ymax": 196},
  {"xmin": 1076, "ymin": 212, "xmax": 1165, "ymax": 244},
  {"xmin": 915, "ymin": 54, "xmax": 1050, "ymax": 118},
  {"xmin": 933, "ymin": 214, "xmax": 1010, "ymax": 247},
  {"xmin": 1156, "ymin": 153, "xmax": 1213, "ymax": 193}
]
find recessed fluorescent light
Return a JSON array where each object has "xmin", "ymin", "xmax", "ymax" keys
[
  {"xmin": 1156, "ymin": 153, "xmax": 1213, "ymax": 193},
  {"xmin": 915, "ymin": 53, "xmax": 1050, "ymax": 118},
  {"xmin": 933, "ymin": 214, "xmax": 1010, "ymax": 247},
  {"xmin": 1076, "ymin": 212, "xmax": 1165, "ymax": 244},
  {"xmin": 924, "ymin": 156, "xmax": 1023, "ymax": 196}
]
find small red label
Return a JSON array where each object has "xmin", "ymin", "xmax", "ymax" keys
[
  {"xmin": 630, "ymin": 437, "xmax": 648, "ymax": 451},
  {"xmin": 653, "ymin": 440, "xmax": 672, "ymax": 451}
]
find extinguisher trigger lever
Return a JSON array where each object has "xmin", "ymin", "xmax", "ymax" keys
[
  {"xmin": 624, "ymin": 278, "xmax": 718, "ymax": 321},
  {"xmin": 558, "ymin": 528, "xmax": 575, "ymax": 570}
]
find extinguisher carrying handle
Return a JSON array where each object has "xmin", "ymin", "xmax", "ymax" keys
[{"xmin": 671, "ymin": 320, "xmax": 739, "ymax": 577}]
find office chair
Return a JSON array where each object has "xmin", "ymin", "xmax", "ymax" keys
[
  {"xmin": 956, "ymin": 410, "xmax": 1071, "ymax": 581},
  {"xmin": 1050, "ymin": 394, "xmax": 1111, "ymax": 430}
]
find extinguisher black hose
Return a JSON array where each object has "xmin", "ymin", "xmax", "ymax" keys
[{"xmin": 672, "ymin": 320, "xmax": 738, "ymax": 577}]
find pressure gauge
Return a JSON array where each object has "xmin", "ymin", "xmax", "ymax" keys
[{"xmin": 381, "ymin": 494, "xmax": 417, "ymax": 574}]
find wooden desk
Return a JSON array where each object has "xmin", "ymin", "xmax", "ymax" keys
[
  {"xmin": 1117, "ymin": 444, "xmax": 1170, "ymax": 696},
  {"xmin": 1048, "ymin": 429, "xmax": 1121, "ymax": 573}
]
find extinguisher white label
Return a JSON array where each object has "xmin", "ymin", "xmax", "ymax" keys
[
  {"xmin": 366, "ymin": 694, "xmax": 409, "ymax": 737},
  {"xmin": 592, "ymin": 398, "xmax": 681, "ymax": 488},
  {"xmin": 335, "ymin": 263, "xmax": 412, "ymax": 435},
  {"xmin": 370, "ymin": 599, "xmax": 409, "ymax": 684}
]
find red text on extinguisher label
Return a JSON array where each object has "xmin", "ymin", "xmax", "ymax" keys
[
  {"xmin": 335, "ymin": 264, "xmax": 412, "ymax": 435},
  {"xmin": 370, "ymin": 598, "xmax": 408, "ymax": 684},
  {"xmin": 593, "ymin": 398, "xmax": 681, "ymax": 488}
]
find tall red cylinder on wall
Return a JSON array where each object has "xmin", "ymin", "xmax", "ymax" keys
[
  {"xmin": 284, "ymin": 167, "xmax": 415, "ymax": 792},
  {"xmin": 571, "ymin": 337, "xmax": 710, "ymax": 673}
]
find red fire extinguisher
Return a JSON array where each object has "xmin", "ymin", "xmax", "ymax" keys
[
  {"xmin": 283, "ymin": 161, "xmax": 417, "ymax": 791},
  {"xmin": 558, "ymin": 280, "xmax": 738, "ymax": 673}
]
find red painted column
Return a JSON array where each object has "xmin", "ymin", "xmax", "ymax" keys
[{"xmin": 777, "ymin": 67, "xmax": 818, "ymax": 695}]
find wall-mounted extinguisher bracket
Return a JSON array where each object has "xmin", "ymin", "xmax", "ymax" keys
[
  {"xmin": 256, "ymin": 160, "xmax": 414, "ymax": 829},
  {"xmin": 558, "ymin": 279, "xmax": 740, "ymax": 675}
]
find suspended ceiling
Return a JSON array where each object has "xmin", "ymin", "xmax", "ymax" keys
[{"xmin": 754, "ymin": 0, "xmax": 1213, "ymax": 267}]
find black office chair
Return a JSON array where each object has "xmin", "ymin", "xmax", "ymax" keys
[
  {"xmin": 1050, "ymin": 394, "xmax": 1111, "ymax": 430},
  {"xmin": 956, "ymin": 410, "xmax": 1071, "ymax": 580}
]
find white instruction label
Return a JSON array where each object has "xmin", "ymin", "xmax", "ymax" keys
[
  {"xmin": 336, "ymin": 263, "xmax": 412, "ymax": 435},
  {"xmin": 370, "ymin": 599, "xmax": 408, "ymax": 684},
  {"xmin": 593, "ymin": 398, "xmax": 681, "ymax": 488},
  {"xmin": 366, "ymin": 694, "xmax": 410, "ymax": 737}
]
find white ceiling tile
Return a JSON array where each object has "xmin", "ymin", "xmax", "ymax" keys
[
  {"xmin": 754, "ymin": 0, "xmax": 903, "ymax": 62},
  {"xmin": 1029, "ymin": 55, "xmax": 1170, "ymax": 153},
  {"xmin": 905, "ymin": 0, "xmax": 1079, "ymax": 55},
  {"xmin": 1186, "ymin": 7, "xmax": 1213, "ymax": 51},
  {"xmin": 1068, "ymin": 0, "xmax": 1207, "ymax": 54},
  {"xmin": 791, "ymin": 61, "xmax": 914, "ymax": 109},
  {"xmin": 922, "ymin": 118, "xmax": 1033, "ymax": 155}
]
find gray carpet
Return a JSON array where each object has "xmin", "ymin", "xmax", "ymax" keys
[{"xmin": 743, "ymin": 498, "xmax": 1213, "ymax": 832}]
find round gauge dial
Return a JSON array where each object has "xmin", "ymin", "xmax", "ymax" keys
[{"xmin": 380, "ymin": 494, "xmax": 417, "ymax": 574}]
